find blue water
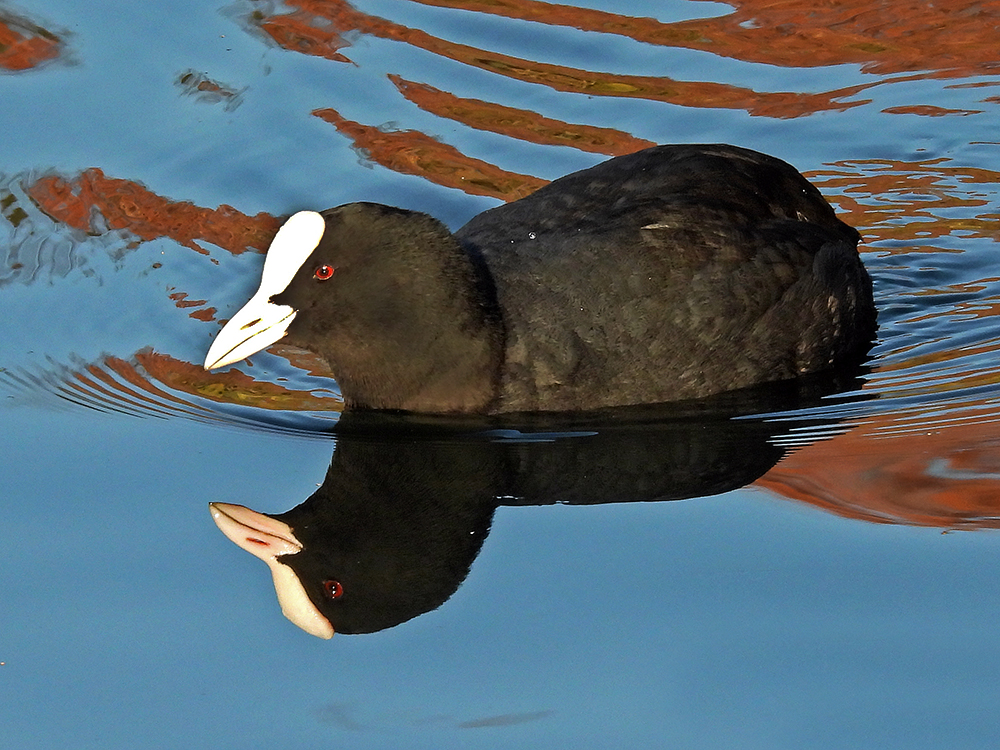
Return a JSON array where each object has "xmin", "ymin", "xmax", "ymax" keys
[{"xmin": 3, "ymin": 1, "xmax": 1000, "ymax": 748}]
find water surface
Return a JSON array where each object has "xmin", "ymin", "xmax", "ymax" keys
[{"xmin": 3, "ymin": 1, "xmax": 1000, "ymax": 748}]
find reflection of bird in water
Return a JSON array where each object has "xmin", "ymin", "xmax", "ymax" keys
[
  {"xmin": 211, "ymin": 416, "xmax": 503, "ymax": 639},
  {"xmin": 209, "ymin": 379, "xmax": 868, "ymax": 638},
  {"xmin": 205, "ymin": 144, "xmax": 876, "ymax": 413}
]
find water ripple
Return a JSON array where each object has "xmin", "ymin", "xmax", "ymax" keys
[{"xmin": 0, "ymin": 349, "xmax": 343, "ymax": 438}]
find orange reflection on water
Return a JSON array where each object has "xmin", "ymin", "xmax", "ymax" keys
[
  {"xmin": 0, "ymin": 12, "xmax": 62, "ymax": 72},
  {"xmin": 810, "ymin": 159, "xmax": 1000, "ymax": 245},
  {"xmin": 133, "ymin": 349, "xmax": 341, "ymax": 412},
  {"xmin": 758, "ymin": 398, "xmax": 1000, "ymax": 530},
  {"xmin": 257, "ymin": 0, "xmax": 867, "ymax": 117},
  {"xmin": 388, "ymin": 75, "xmax": 655, "ymax": 157},
  {"xmin": 410, "ymin": 0, "xmax": 1000, "ymax": 79},
  {"xmin": 20, "ymin": 170, "xmax": 280, "ymax": 327},
  {"xmin": 312, "ymin": 107, "xmax": 547, "ymax": 200},
  {"xmin": 254, "ymin": 6, "xmax": 352, "ymax": 63},
  {"xmin": 26, "ymin": 169, "xmax": 280, "ymax": 256},
  {"xmin": 872, "ymin": 336, "xmax": 1000, "ymax": 396},
  {"xmin": 242, "ymin": 1, "xmax": 1000, "ymax": 199}
]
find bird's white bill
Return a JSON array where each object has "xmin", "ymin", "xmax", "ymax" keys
[
  {"xmin": 204, "ymin": 294, "xmax": 296, "ymax": 369},
  {"xmin": 204, "ymin": 210, "xmax": 325, "ymax": 370},
  {"xmin": 209, "ymin": 502, "xmax": 335, "ymax": 639}
]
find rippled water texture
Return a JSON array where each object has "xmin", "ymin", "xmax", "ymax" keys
[{"xmin": 2, "ymin": 1, "xmax": 1000, "ymax": 748}]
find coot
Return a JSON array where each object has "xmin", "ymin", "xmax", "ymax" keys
[{"xmin": 204, "ymin": 144, "xmax": 876, "ymax": 412}]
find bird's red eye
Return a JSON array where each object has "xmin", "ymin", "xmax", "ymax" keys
[
  {"xmin": 314, "ymin": 265, "xmax": 334, "ymax": 280},
  {"xmin": 323, "ymin": 580, "xmax": 344, "ymax": 600}
]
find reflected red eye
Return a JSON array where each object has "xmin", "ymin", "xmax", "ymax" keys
[
  {"xmin": 323, "ymin": 580, "xmax": 344, "ymax": 600},
  {"xmin": 314, "ymin": 265, "xmax": 334, "ymax": 280}
]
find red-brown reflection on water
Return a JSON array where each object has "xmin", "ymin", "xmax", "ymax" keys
[
  {"xmin": 758, "ymin": 396, "xmax": 1000, "ymax": 530},
  {"xmin": 407, "ymin": 0, "xmax": 1000, "ymax": 79},
  {"xmin": 25, "ymin": 169, "xmax": 280, "ymax": 257},
  {"xmin": 811, "ymin": 160, "xmax": 1000, "ymax": 246},
  {"xmin": 255, "ymin": 0, "xmax": 870, "ymax": 118},
  {"xmin": 0, "ymin": 10, "xmax": 63, "ymax": 72}
]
